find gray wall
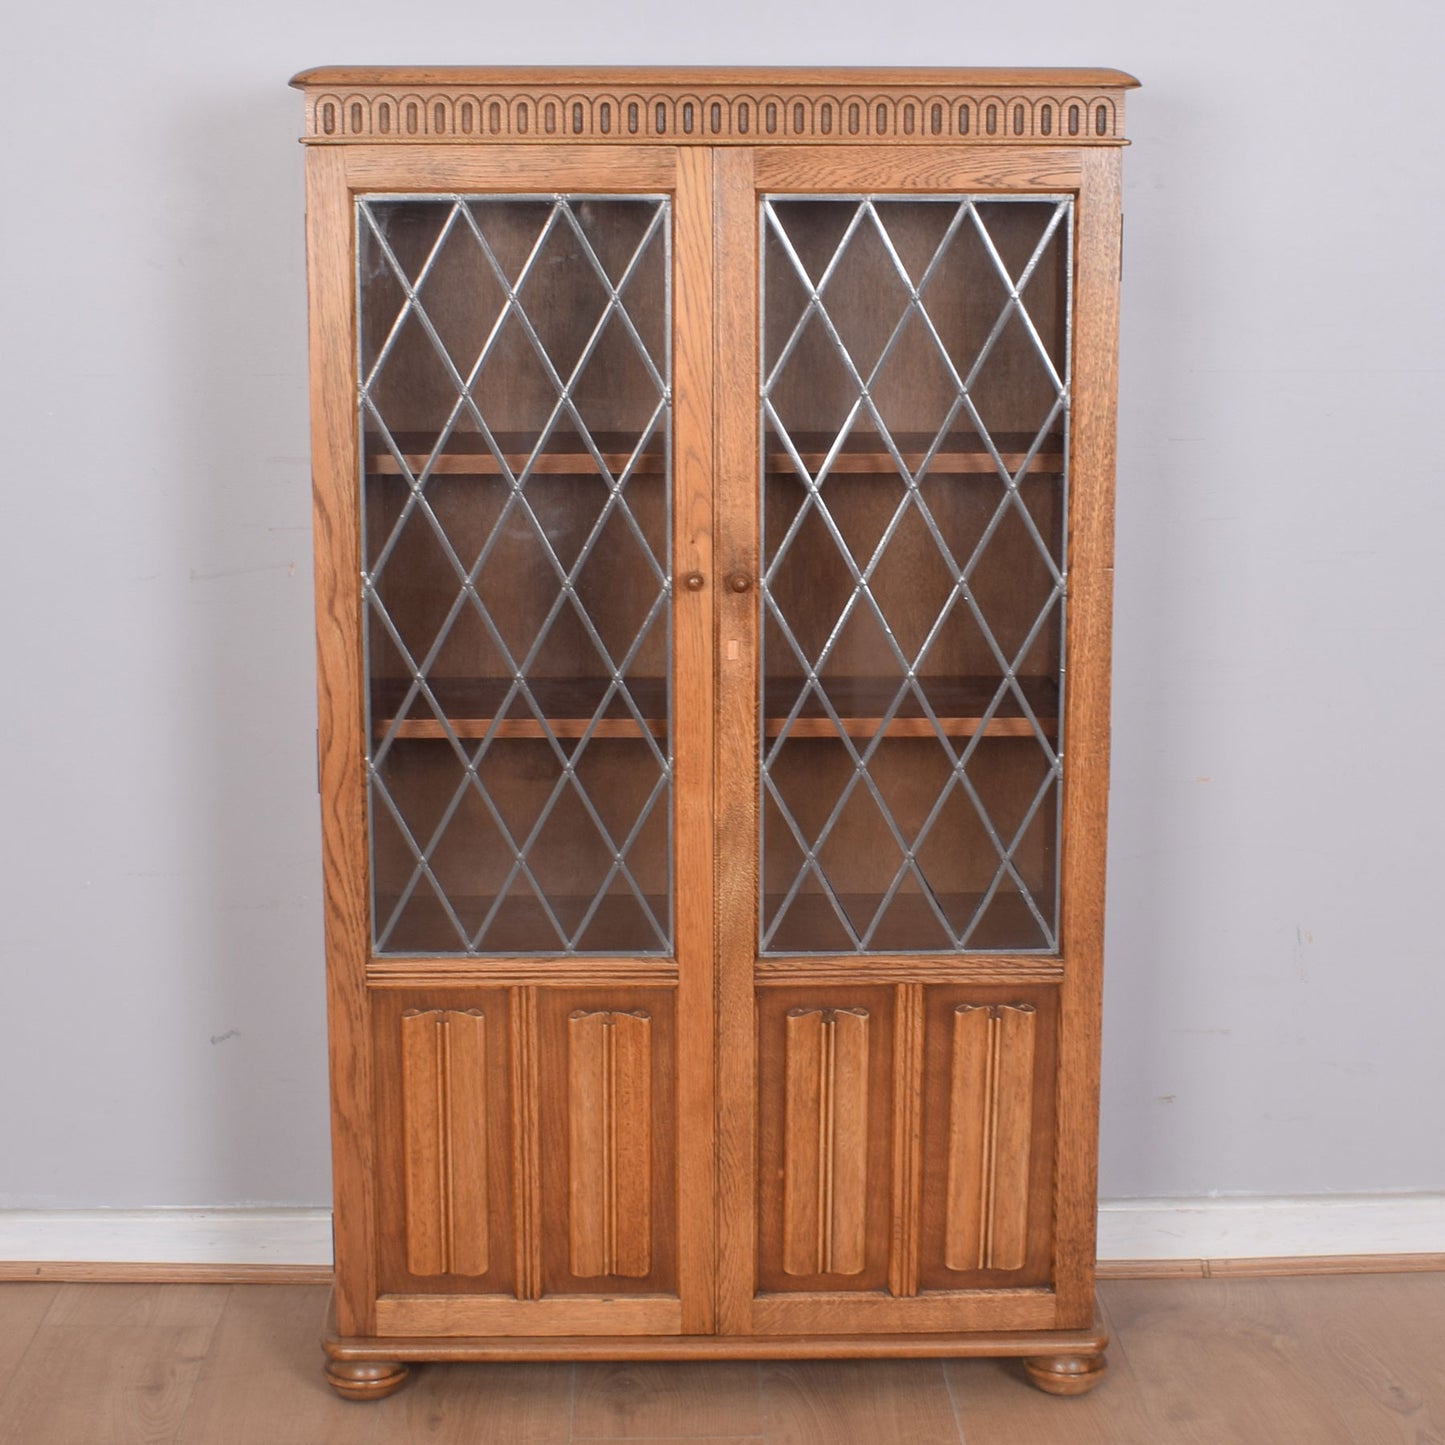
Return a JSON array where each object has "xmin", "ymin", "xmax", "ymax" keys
[{"xmin": 2, "ymin": 2, "xmax": 1441, "ymax": 1209}]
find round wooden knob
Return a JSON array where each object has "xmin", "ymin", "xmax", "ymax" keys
[
  {"xmin": 682, "ymin": 571, "xmax": 705, "ymax": 591},
  {"xmin": 726, "ymin": 572, "xmax": 753, "ymax": 593}
]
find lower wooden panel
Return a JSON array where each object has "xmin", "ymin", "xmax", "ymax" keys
[
  {"xmin": 372, "ymin": 990, "xmax": 516, "ymax": 1298},
  {"xmin": 757, "ymin": 987, "xmax": 895, "ymax": 1298},
  {"xmin": 536, "ymin": 988, "xmax": 678, "ymax": 1298},
  {"xmin": 944, "ymin": 1002, "xmax": 1037, "ymax": 1272},
  {"xmin": 919, "ymin": 984, "xmax": 1059, "ymax": 1291},
  {"xmin": 373, "ymin": 1294, "xmax": 682, "ymax": 1338},
  {"xmin": 400, "ymin": 1009, "xmax": 490, "ymax": 1277},
  {"xmin": 566, "ymin": 1009, "xmax": 653, "ymax": 1279}
]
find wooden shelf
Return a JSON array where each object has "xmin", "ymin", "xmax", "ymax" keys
[
  {"xmin": 370, "ymin": 675, "xmax": 1056, "ymax": 742},
  {"xmin": 365, "ymin": 432, "xmax": 664, "ymax": 478},
  {"xmin": 764, "ymin": 675, "xmax": 1056, "ymax": 740},
  {"xmin": 363, "ymin": 430, "xmax": 1063, "ymax": 480},
  {"xmin": 771, "ymin": 431, "xmax": 1063, "ymax": 478}
]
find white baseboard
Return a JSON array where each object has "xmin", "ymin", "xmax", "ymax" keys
[
  {"xmin": 0, "ymin": 1209, "xmax": 333, "ymax": 1267},
  {"xmin": 0, "ymin": 1195, "xmax": 1440, "ymax": 1268},
  {"xmin": 1097, "ymin": 1193, "xmax": 1445, "ymax": 1260}
]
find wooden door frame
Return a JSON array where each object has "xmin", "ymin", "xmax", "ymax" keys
[
  {"xmin": 710, "ymin": 144, "xmax": 1121, "ymax": 1336},
  {"xmin": 304, "ymin": 141, "xmax": 716, "ymax": 1336}
]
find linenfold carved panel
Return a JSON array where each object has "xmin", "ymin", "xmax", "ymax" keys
[
  {"xmin": 945, "ymin": 1003, "xmax": 1037, "ymax": 1272},
  {"xmin": 400, "ymin": 1009, "xmax": 490, "ymax": 1277},
  {"xmin": 567, "ymin": 1009, "xmax": 653, "ymax": 1279},
  {"xmin": 300, "ymin": 87, "xmax": 1123, "ymax": 145},
  {"xmin": 782, "ymin": 1006, "xmax": 871, "ymax": 1276}
]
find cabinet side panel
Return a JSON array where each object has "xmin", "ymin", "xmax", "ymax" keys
[
  {"xmin": 305, "ymin": 144, "xmax": 376, "ymax": 1334},
  {"xmin": 1053, "ymin": 145, "xmax": 1122, "ymax": 1326}
]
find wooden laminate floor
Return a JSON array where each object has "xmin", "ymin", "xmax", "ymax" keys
[{"xmin": 0, "ymin": 1274, "xmax": 1441, "ymax": 1443}]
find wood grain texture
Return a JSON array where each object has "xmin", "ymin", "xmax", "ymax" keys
[
  {"xmin": 0, "ymin": 1263, "xmax": 335, "ymax": 1284},
  {"xmin": 888, "ymin": 985, "xmax": 925, "ymax": 1298},
  {"xmin": 711, "ymin": 144, "xmax": 762, "ymax": 1337},
  {"xmin": 305, "ymin": 142, "xmax": 378, "ymax": 1338},
  {"xmin": 0, "ymin": 1284, "xmax": 227, "ymax": 1445},
  {"xmin": 0, "ymin": 1283, "xmax": 59, "ymax": 1399},
  {"xmin": 944, "ymin": 1005, "xmax": 1037, "ymax": 1272},
  {"xmin": 295, "ymin": 66, "xmax": 1141, "ymax": 88},
  {"xmin": 1258, "ymin": 1271, "xmax": 1445, "ymax": 1442},
  {"xmin": 749, "ymin": 1289, "xmax": 1057, "ymax": 1337},
  {"xmin": 368, "ymin": 958, "xmax": 678, "ymax": 988},
  {"xmin": 756, "ymin": 988, "xmax": 895, "ymax": 1304},
  {"xmin": 179, "ymin": 1286, "xmax": 387, "ymax": 1440},
  {"xmin": 300, "ymin": 68, "xmax": 1132, "ymax": 1372},
  {"xmin": 568, "ymin": 1011, "xmax": 654, "ymax": 1279},
  {"xmin": 761, "ymin": 1359, "xmax": 961, "ymax": 1445},
  {"xmin": 781, "ymin": 1008, "xmax": 870, "ymax": 1277},
  {"xmin": 373, "ymin": 1294, "xmax": 683, "ymax": 1337},
  {"xmin": 537, "ymin": 989, "xmax": 678, "ymax": 1302},
  {"xmin": 753, "ymin": 145, "xmax": 1083, "ymax": 191},
  {"xmin": 754, "ymin": 958, "xmax": 1063, "ymax": 986},
  {"xmin": 672, "ymin": 143, "xmax": 718, "ymax": 1336},
  {"xmin": 18, "ymin": 1275, "xmax": 1445, "ymax": 1440},
  {"xmin": 1048, "ymin": 144, "xmax": 1124, "ymax": 1330},
  {"xmin": 400, "ymin": 1009, "xmax": 489, "ymax": 1277},
  {"xmin": 511, "ymin": 985, "xmax": 543, "ymax": 1301},
  {"xmin": 328, "ymin": 1314, "xmax": 1103, "ymax": 1362},
  {"xmin": 371, "ymin": 991, "xmax": 515, "ymax": 1299},
  {"xmin": 340, "ymin": 143, "xmax": 679, "ymax": 190},
  {"xmin": 918, "ymin": 987, "xmax": 1058, "ymax": 1294},
  {"xmin": 1103, "ymin": 1277, "xmax": 1358, "ymax": 1443},
  {"xmin": 572, "ymin": 1359, "xmax": 762, "ymax": 1439},
  {"xmin": 294, "ymin": 72, "xmax": 1136, "ymax": 148}
]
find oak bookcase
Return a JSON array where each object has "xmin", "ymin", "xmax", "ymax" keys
[{"xmin": 292, "ymin": 66, "xmax": 1137, "ymax": 1400}]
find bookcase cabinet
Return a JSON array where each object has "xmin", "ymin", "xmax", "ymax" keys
[{"xmin": 292, "ymin": 65, "xmax": 1136, "ymax": 1399}]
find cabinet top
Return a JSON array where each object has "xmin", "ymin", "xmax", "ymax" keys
[{"xmin": 291, "ymin": 67, "xmax": 1139, "ymax": 147}]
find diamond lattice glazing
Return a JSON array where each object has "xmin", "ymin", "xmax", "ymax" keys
[
  {"xmin": 358, "ymin": 195, "xmax": 673, "ymax": 956},
  {"xmin": 759, "ymin": 196, "xmax": 1072, "ymax": 955}
]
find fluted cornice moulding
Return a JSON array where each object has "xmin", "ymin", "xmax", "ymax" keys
[{"xmin": 290, "ymin": 67, "xmax": 1139, "ymax": 146}]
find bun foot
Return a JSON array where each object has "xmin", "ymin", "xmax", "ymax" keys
[
  {"xmin": 324, "ymin": 1358, "xmax": 409, "ymax": 1400},
  {"xmin": 1023, "ymin": 1351, "xmax": 1107, "ymax": 1396}
]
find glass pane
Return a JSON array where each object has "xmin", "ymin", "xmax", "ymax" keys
[
  {"xmin": 359, "ymin": 195, "xmax": 672, "ymax": 955},
  {"xmin": 760, "ymin": 195, "xmax": 1070, "ymax": 955}
]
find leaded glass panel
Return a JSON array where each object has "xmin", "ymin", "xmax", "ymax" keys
[
  {"xmin": 759, "ymin": 195, "xmax": 1071, "ymax": 954},
  {"xmin": 359, "ymin": 195, "xmax": 673, "ymax": 955}
]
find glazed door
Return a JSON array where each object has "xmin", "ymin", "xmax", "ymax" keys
[
  {"xmin": 714, "ymin": 145, "xmax": 1116, "ymax": 1336},
  {"xmin": 308, "ymin": 144, "xmax": 716, "ymax": 1338}
]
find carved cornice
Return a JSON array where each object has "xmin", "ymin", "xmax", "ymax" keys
[{"xmin": 293, "ymin": 72, "xmax": 1133, "ymax": 146}]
